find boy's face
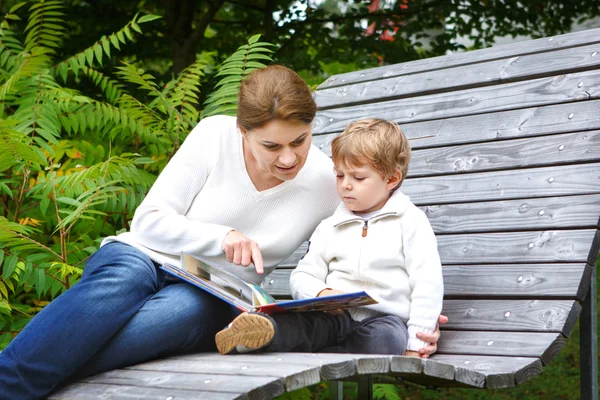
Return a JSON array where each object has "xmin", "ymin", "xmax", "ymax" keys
[{"xmin": 334, "ymin": 161, "xmax": 400, "ymax": 214}]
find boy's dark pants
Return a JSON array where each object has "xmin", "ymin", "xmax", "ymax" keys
[{"xmin": 266, "ymin": 311, "xmax": 408, "ymax": 355}]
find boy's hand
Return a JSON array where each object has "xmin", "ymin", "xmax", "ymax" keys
[
  {"xmin": 317, "ymin": 288, "xmax": 345, "ymax": 297},
  {"xmin": 403, "ymin": 351, "xmax": 420, "ymax": 358},
  {"xmin": 416, "ymin": 314, "xmax": 448, "ymax": 358},
  {"xmin": 222, "ymin": 230, "xmax": 264, "ymax": 274},
  {"xmin": 317, "ymin": 289, "xmax": 346, "ymax": 315}
]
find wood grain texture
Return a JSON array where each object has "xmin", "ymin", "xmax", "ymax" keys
[
  {"xmin": 50, "ymin": 383, "xmax": 243, "ymax": 400},
  {"xmin": 312, "ymin": 100, "xmax": 600, "ymax": 151},
  {"xmin": 421, "ymin": 195, "xmax": 600, "ymax": 233},
  {"xmin": 402, "ymin": 163, "xmax": 600, "ymax": 205},
  {"xmin": 318, "ymin": 28, "xmax": 600, "ymax": 89},
  {"xmin": 263, "ymin": 264, "xmax": 590, "ymax": 300},
  {"xmin": 125, "ymin": 356, "xmax": 321, "ymax": 393},
  {"xmin": 441, "ymin": 300, "xmax": 580, "ymax": 336},
  {"xmin": 430, "ymin": 354, "xmax": 543, "ymax": 388},
  {"xmin": 276, "ymin": 229, "xmax": 597, "ymax": 268},
  {"xmin": 80, "ymin": 369, "xmax": 283, "ymax": 400},
  {"xmin": 437, "ymin": 331, "xmax": 566, "ymax": 365},
  {"xmin": 316, "ymin": 44, "xmax": 600, "ymax": 109},
  {"xmin": 389, "ymin": 356, "xmax": 423, "ymax": 374},
  {"xmin": 409, "ymin": 130, "xmax": 600, "ymax": 177},
  {"xmin": 313, "ymin": 69, "xmax": 600, "ymax": 135}
]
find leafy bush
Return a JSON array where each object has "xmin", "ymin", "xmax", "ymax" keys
[{"xmin": 0, "ymin": 0, "xmax": 273, "ymax": 348}]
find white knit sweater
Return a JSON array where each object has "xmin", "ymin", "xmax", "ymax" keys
[
  {"xmin": 101, "ymin": 115, "xmax": 340, "ymax": 285},
  {"xmin": 290, "ymin": 190, "xmax": 444, "ymax": 351}
]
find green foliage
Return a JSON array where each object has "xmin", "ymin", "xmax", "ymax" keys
[
  {"xmin": 0, "ymin": 0, "xmax": 272, "ymax": 347},
  {"xmin": 202, "ymin": 34, "xmax": 274, "ymax": 118}
]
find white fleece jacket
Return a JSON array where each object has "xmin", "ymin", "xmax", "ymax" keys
[
  {"xmin": 290, "ymin": 190, "xmax": 444, "ymax": 351},
  {"xmin": 101, "ymin": 115, "xmax": 340, "ymax": 285}
]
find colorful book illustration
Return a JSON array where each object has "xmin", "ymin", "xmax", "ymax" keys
[{"xmin": 160, "ymin": 252, "xmax": 378, "ymax": 315}]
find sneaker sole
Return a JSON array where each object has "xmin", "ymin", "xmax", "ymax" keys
[{"xmin": 216, "ymin": 313, "xmax": 275, "ymax": 355}]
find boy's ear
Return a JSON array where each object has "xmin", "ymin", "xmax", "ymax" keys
[{"xmin": 386, "ymin": 171, "xmax": 402, "ymax": 191}]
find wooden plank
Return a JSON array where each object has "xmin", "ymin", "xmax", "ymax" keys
[
  {"xmin": 436, "ymin": 230, "xmax": 598, "ymax": 265},
  {"xmin": 422, "ymin": 195, "xmax": 600, "ymax": 233},
  {"xmin": 125, "ymin": 355, "xmax": 321, "ymax": 393},
  {"xmin": 50, "ymin": 382, "xmax": 243, "ymax": 400},
  {"xmin": 177, "ymin": 352, "xmax": 390, "ymax": 381},
  {"xmin": 81, "ymin": 369, "xmax": 284, "ymax": 400},
  {"xmin": 318, "ymin": 28, "xmax": 600, "ymax": 89},
  {"xmin": 277, "ymin": 229, "xmax": 598, "ymax": 267},
  {"xmin": 408, "ymin": 130, "xmax": 600, "ymax": 177},
  {"xmin": 312, "ymin": 68, "xmax": 600, "ymax": 135},
  {"xmin": 441, "ymin": 300, "xmax": 581, "ymax": 336},
  {"xmin": 264, "ymin": 264, "xmax": 591, "ymax": 300},
  {"xmin": 312, "ymin": 99, "xmax": 600, "ymax": 151},
  {"xmin": 437, "ymin": 331, "xmax": 565, "ymax": 365},
  {"xmin": 316, "ymin": 44, "xmax": 600, "ymax": 109},
  {"xmin": 402, "ymin": 163, "xmax": 600, "ymax": 205},
  {"xmin": 442, "ymin": 264, "xmax": 592, "ymax": 301},
  {"xmin": 429, "ymin": 354, "xmax": 543, "ymax": 388}
]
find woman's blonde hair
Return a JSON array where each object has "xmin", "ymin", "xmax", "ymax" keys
[
  {"xmin": 331, "ymin": 118, "xmax": 411, "ymax": 187},
  {"xmin": 237, "ymin": 65, "xmax": 316, "ymax": 131}
]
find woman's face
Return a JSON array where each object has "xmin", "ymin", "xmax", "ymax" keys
[{"xmin": 242, "ymin": 119, "xmax": 312, "ymax": 183}]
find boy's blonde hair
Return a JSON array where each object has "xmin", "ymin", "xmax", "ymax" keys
[{"xmin": 331, "ymin": 118, "xmax": 411, "ymax": 188}]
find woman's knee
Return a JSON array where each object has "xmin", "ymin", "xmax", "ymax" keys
[{"xmin": 83, "ymin": 242, "xmax": 158, "ymax": 284}]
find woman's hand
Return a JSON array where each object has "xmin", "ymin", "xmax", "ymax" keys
[
  {"xmin": 222, "ymin": 230, "xmax": 264, "ymax": 274},
  {"xmin": 416, "ymin": 314, "xmax": 449, "ymax": 358}
]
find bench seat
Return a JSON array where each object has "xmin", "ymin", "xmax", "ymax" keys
[{"xmin": 52, "ymin": 26, "xmax": 600, "ymax": 400}]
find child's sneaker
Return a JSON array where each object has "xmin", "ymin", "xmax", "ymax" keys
[{"xmin": 215, "ymin": 312, "xmax": 276, "ymax": 355}]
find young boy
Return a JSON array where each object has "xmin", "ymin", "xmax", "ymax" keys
[{"xmin": 215, "ymin": 118, "xmax": 444, "ymax": 356}]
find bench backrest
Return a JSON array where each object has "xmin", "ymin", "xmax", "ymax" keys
[{"xmin": 263, "ymin": 27, "xmax": 600, "ymax": 387}]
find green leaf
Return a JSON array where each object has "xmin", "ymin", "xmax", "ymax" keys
[
  {"xmin": 101, "ymin": 36, "xmax": 111, "ymax": 58},
  {"xmin": 9, "ymin": 1, "xmax": 27, "ymax": 13},
  {"xmin": 137, "ymin": 14, "xmax": 162, "ymax": 23},
  {"xmin": 247, "ymin": 34, "xmax": 261, "ymax": 44},
  {"xmin": 2, "ymin": 254, "xmax": 18, "ymax": 279},
  {"xmin": 85, "ymin": 47, "xmax": 94, "ymax": 67},
  {"xmin": 131, "ymin": 22, "xmax": 142, "ymax": 34},
  {"xmin": 0, "ymin": 300, "xmax": 11, "ymax": 316},
  {"xmin": 35, "ymin": 268, "xmax": 46, "ymax": 297},
  {"xmin": 109, "ymin": 34, "xmax": 121, "ymax": 50},
  {"xmin": 93, "ymin": 44, "xmax": 103, "ymax": 66}
]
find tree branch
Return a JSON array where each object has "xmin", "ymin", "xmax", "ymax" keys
[{"xmin": 277, "ymin": 0, "xmax": 445, "ymax": 30}]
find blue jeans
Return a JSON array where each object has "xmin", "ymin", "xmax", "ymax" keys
[{"xmin": 0, "ymin": 242, "xmax": 237, "ymax": 400}]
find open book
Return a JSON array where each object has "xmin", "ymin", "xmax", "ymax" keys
[{"xmin": 160, "ymin": 252, "xmax": 377, "ymax": 315}]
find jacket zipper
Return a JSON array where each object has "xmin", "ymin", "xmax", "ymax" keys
[{"xmin": 362, "ymin": 220, "xmax": 368, "ymax": 237}]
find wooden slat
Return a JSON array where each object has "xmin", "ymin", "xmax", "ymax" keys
[
  {"xmin": 277, "ymin": 229, "xmax": 597, "ymax": 267},
  {"xmin": 436, "ymin": 230, "xmax": 598, "ymax": 264},
  {"xmin": 177, "ymin": 352, "xmax": 389, "ymax": 381},
  {"xmin": 428, "ymin": 355, "xmax": 543, "ymax": 389},
  {"xmin": 441, "ymin": 300, "xmax": 581, "ymax": 336},
  {"xmin": 50, "ymin": 383, "xmax": 241, "ymax": 400},
  {"xmin": 442, "ymin": 264, "xmax": 592, "ymax": 301},
  {"xmin": 263, "ymin": 264, "xmax": 591, "ymax": 300},
  {"xmin": 312, "ymin": 68, "xmax": 600, "ymax": 135},
  {"xmin": 312, "ymin": 99, "xmax": 600, "ymax": 151},
  {"xmin": 318, "ymin": 28, "xmax": 600, "ymax": 89},
  {"xmin": 80, "ymin": 369, "xmax": 284, "ymax": 399},
  {"xmin": 126, "ymin": 355, "xmax": 321, "ymax": 393},
  {"xmin": 408, "ymin": 130, "xmax": 600, "ymax": 177},
  {"xmin": 402, "ymin": 163, "xmax": 600, "ymax": 205},
  {"xmin": 422, "ymin": 195, "xmax": 600, "ymax": 233},
  {"xmin": 437, "ymin": 331, "xmax": 565, "ymax": 365},
  {"xmin": 316, "ymin": 44, "xmax": 600, "ymax": 109}
]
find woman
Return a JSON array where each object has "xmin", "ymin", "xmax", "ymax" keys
[{"xmin": 0, "ymin": 65, "xmax": 443, "ymax": 399}]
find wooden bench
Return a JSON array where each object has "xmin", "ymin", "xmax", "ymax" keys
[{"xmin": 53, "ymin": 27, "xmax": 599, "ymax": 399}]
